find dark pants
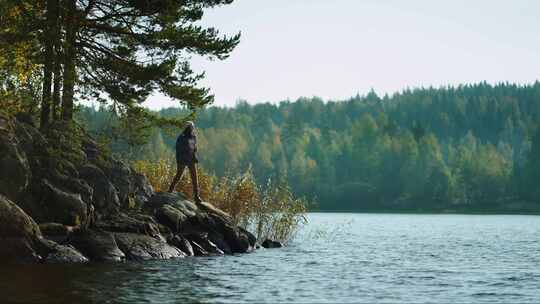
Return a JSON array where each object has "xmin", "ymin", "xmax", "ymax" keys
[{"xmin": 168, "ymin": 162, "xmax": 200, "ymax": 201}]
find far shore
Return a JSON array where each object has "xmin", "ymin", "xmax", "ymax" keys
[{"xmin": 308, "ymin": 209, "xmax": 540, "ymax": 216}]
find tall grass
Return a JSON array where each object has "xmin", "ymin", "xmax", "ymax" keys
[{"xmin": 133, "ymin": 159, "xmax": 308, "ymax": 244}]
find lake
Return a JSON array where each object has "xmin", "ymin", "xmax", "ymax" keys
[{"xmin": 3, "ymin": 213, "xmax": 540, "ymax": 303}]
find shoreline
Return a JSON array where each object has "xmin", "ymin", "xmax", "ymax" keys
[{"xmin": 307, "ymin": 209, "xmax": 540, "ymax": 216}]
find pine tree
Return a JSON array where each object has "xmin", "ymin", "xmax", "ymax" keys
[{"xmin": 2, "ymin": 0, "xmax": 240, "ymax": 128}]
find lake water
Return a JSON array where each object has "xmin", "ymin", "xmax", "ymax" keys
[{"xmin": 3, "ymin": 213, "xmax": 540, "ymax": 303}]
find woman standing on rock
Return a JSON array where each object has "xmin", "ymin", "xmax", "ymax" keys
[{"xmin": 168, "ymin": 121, "xmax": 202, "ymax": 203}]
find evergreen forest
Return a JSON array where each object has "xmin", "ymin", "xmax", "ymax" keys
[{"xmin": 79, "ymin": 82, "xmax": 540, "ymax": 212}]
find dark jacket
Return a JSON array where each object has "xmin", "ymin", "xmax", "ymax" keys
[{"xmin": 176, "ymin": 132, "xmax": 198, "ymax": 164}]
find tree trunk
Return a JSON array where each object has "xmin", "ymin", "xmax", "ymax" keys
[
  {"xmin": 52, "ymin": 0, "xmax": 61, "ymax": 121},
  {"xmin": 61, "ymin": 0, "xmax": 77, "ymax": 121},
  {"xmin": 40, "ymin": 0, "xmax": 55, "ymax": 128}
]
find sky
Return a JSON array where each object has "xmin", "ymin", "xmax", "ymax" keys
[{"xmin": 144, "ymin": 0, "xmax": 540, "ymax": 109}]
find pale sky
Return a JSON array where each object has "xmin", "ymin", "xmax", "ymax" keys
[{"xmin": 144, "ymin": 0, "xmax": 540, "ymax": 109}]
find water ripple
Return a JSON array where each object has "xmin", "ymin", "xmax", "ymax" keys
[{"xmin": 3, "ymin": 213, "xmax": 540, "ymax": 303}]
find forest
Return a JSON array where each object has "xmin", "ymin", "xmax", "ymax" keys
[{"xmin": 79, "ymin": 82, "xmax": 540, "ymax": 212}]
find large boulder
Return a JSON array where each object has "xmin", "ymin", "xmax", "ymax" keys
[
  {"xmin": 132, "ymin": 172, "xmax": 154, "ymax": 201},
  {"xmin": 155, "ymin": 204, "xmax": 189, "ymax": 233},
  {"xmin": 81, "ymin": 136, "xmax": 100, "ymax": 160},
  {"xmin": 146, "ymin": 192, "xmax": 197, "ymax": 217},
  {"xmin": 49, "ymin": 171, "xmax": 94, "ymax": 206},
  {"xmin": 0, "ymin": 116, "xmax": 31, "ymax": 202},
  {"xmin": 39, "ymin": 222, "xmax": 77, "ymax": 243},
  {"xmin": 41, "ymin": 179, "xmax": 89, "ymax": 227},
  {"xmin": 78, "ymin": 164, "xmax": 120, "ymax": 215},
  {"xmin": 81, "ymin": 138, "xmax": 154, "ymax": 209},
  {"xmin": 94, "ymin": 212, "xmax": 160, "ymax": 236},
  {"xmin": 67, "ymin": 229, "xmax": 125, "ymax": 262},
  {"xmin": 0, "ymin": 194, "xmax": 42, "ymax": 263},
  {"xmin": 39, "ymin": 222, "xmax": 72, "ymax": 236},
  {"xmin": 12, "ymin": 117, "xmax": 47, "ymax": 159},
  {"xmin": 146, "ymin": 192, "xmax": 256, "ymax": 254},
  {"xmin": 114, "ymin": 233, "xmax": 185, "ymax": 261},
  {"xmin": 107, "ymin": 159, "xmax": 134, "ymax": 206}
]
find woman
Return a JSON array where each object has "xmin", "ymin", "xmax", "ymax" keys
[{"xmin": 167, "ymin": 121, "xmax": 202, "ymax": 203}]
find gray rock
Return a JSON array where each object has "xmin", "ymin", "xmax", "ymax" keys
[
  {"xmin": 146, "ymin": 192, "xmax": 197, "ymax": 217},
  {"xmin": 184, "ymin": 233, "xmax": 224, "ymax": 256},
  {"xmin": 190, "ymin": 241, "xmax": 209, "ymax": 256},
  {"xmin": 155, "ymin": 204, "xmax": 189, "ymax": 233},
  {"xmin": 147, "ymin": 192, "xmax": 256, "ymax": 254},
  {"xmin": 94, "ymin": 213, "xmax": 160, "ymax": 236},
  {"xmin": 114, "ymin": 233, "xmax": 185, "ymax": 261},
  {"xmin": 50, "ymin": 172, "xmax": 94, "ymax": 206},
  {"xmin": 41, "ymin": 179, "xmax": 89, "ymax": 227},
  {"xmin": 207, "ymin": 231, "xmax": 232, "ymax": 255},
  {"xmin": 0, "ymin": 194, "xmax": 42, "ymax": 263},
  {"xmin": 0, "ymin": 118, "xmax": 30, "ymax": 201},
  {"xmin": 196, "ymin": 212, "xmax": 252, "ymax": 254},
  {"xmin": 0, "ymin": 194, "xmax": 41, "ymax": 239},
  {"xmin": 81, "ymin": 137, "xmax": 100, "ymax": 160},
  {"xmin": 39, "ymin": 223, "xmax": 71, "ymax": 236},
  {"xmin": 67, "ymin": 229, "xmax": 125, "ymax": 262},
  {"xmin": 239, "ymin": 227, "xmax": 257, "ymax": 248},
  {"xmin": 168, "ymin": 235, "xmax": 194, "ymax": 256},
  {"xmin": 45, "ymin": 244, "xmax": 89, "ymax": 263},
  {"xmin": 107, "ymin": 159, "xmax": 134, "ymax": 206},
  {"xmin": 132, "ymin": 172, "xmax": 154, "ymax": 198},
  {"xmin": 134, "ymin": 194, "xmax": 149, "ymax": 209},
  {"xmin": 12, "ymin": 117, "xmax": 47, "ymax": 161},
  {"xmin": 222, "ymin": 224, "xmax": 252, "ymax": 253},
  {"xmin": 261, "ymin": 239, "xmax": 283, "ymax": 249},
  {"xmin": 48, "ymin": 157, "xmax": 79, "ymax": 179},
  {"xmin": 39, "ymin": 222, "xmax": 82, "ymax": 244},
  {"xmin": 78, "ymin": 164, "xmax": 120, "ymax": 214}
]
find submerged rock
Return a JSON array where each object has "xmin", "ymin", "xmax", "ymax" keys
[{"xmin": 261, "ymin": 239, "xmax": 283, "ymax": 249}]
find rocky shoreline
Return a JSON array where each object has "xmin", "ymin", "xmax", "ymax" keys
[{"xmin": 0, "ymin": 114, "xmax": 270, "ymax": 264}]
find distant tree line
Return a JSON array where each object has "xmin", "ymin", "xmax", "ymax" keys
[{"xmin": 79, "ymin": 82, "xmax": 540, "ymax": 212}]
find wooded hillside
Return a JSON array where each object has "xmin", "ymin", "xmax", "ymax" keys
[{"xmin": 79, "ymin": 82, "xmax": 540, "ymax": 212}]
